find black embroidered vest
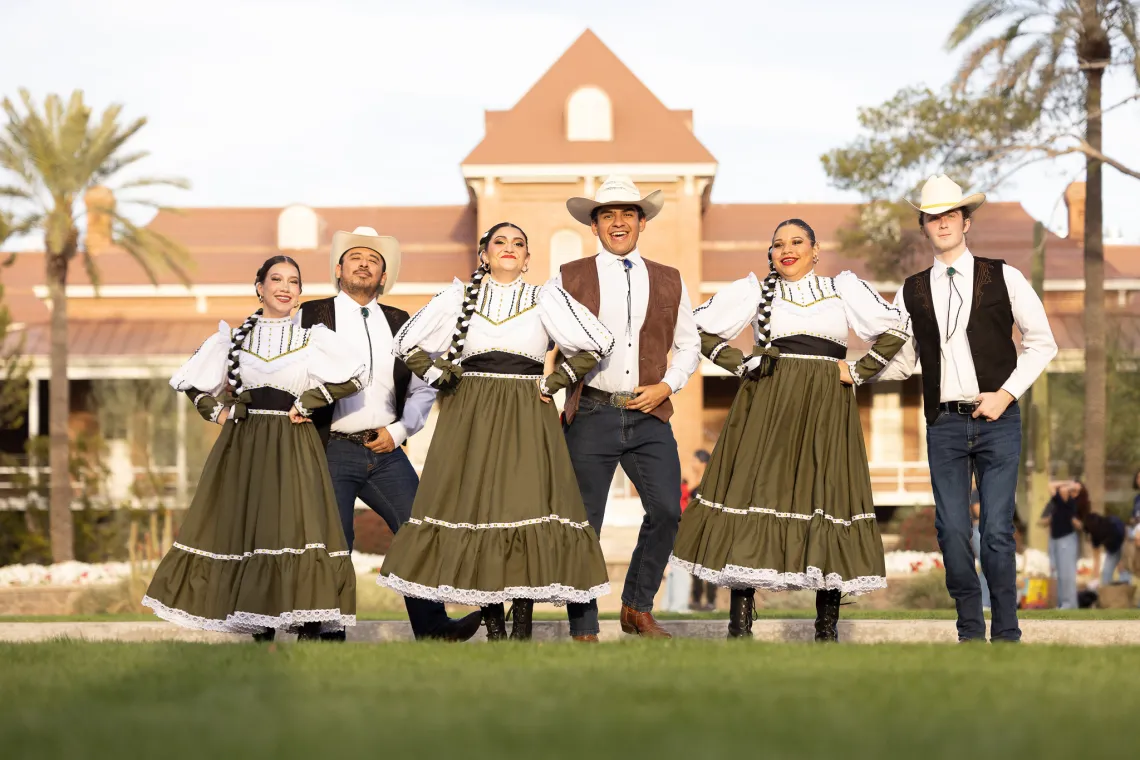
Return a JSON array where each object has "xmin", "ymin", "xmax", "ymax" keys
[
  {"xmin": 298, "ymin": 297, "xmax": 411, "ymax": 448},
  {"xmin": 901, "ymin": 256, "xmax": 1017, "ymax": 424}
]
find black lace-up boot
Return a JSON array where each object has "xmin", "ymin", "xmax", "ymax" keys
[
  {"xmin": 727, "ymin": 588, "xmax": 755, "ymax": 639},
  {"xmin": 508, "ymin": 600, "xmax": 534, "ymax": 641},
  {"xmin": 482, "ymin": 604, "xmax": 508, "ymax": 641},
  {"xmin": 814, "ymin": 589, "xmax": 841, "ymax": 642}
]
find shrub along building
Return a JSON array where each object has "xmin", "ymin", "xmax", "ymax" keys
[{"xmin": 3, "ymin": 30, "xmax": 1139, "ymax": 527}]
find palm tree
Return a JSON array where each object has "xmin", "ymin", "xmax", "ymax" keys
[
  {"xmin": 948, "ymin": 1, "xmax": 1140, "ymax": 513},
  {"xmin": 0, "ymin": 90, "xmax": 188, "ymax": 561}
]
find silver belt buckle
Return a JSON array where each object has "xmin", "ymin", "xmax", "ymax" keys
[
  {"xmin": 609, "ymin": 391, "xmax": 637, "ymax": 408},
  {"xmin": 956, "ymin": 401, "xmax": 979, "ymax": 415}
]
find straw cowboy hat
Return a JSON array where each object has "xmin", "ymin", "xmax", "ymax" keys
[
  {"xmin": 907, "ymin": 174, "xmax": 986, "ymax": 217},
  {"xmin": 567, "ymin": 175, "xmax": 665, "ymax": 226},
  {"xmin": 330, "ymin": 226, "xmax": 401, "ymax": 295}
]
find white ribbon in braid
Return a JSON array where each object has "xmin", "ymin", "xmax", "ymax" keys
[
  {"xmin": 443, "ymin": 262, "xmax": 488, "ymax": 363},
  {"xmin": 754, "ymin": 251, "xmax": 780, "ymax": 348},
  {"xmin": 226, "ymin": 308, "xmax": 263, "ymax": 422}
]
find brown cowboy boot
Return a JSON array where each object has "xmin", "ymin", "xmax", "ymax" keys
[
  {"xmin": 572, "ymin": 634, "xmax": 599, "ymax": 643},
  {"xmin": 619, "ymin": 604, "xmax": 672, "ymax": 639}
]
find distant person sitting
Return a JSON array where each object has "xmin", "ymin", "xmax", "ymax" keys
[
  {"xmin": 1083, "ymin": 512, "xmax": 1131, "ymax": 587},
  {"xmin": 1038, "ymin": 482, "xmax": 1082, "ymax": 609}
]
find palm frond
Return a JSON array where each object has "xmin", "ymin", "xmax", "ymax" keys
[
  {"xmin": 110, "ymin": 210, "xmax": 193, "ymax": 286},
  {"xmin": 948, "ymin": 0, "xmax": 1026, "ymax": 50},
  {"xmin": 115, "ymin": 176, "xmax": 191, "ymax": 192}
]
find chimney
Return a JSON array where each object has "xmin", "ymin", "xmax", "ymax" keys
[
  {"xmin": 84, "ymin": 185, "xmax": 115, "ymax": 254},
  {"xmin": 1063, "ymin": 181, "xmax": 1086, "ymax": 240}
]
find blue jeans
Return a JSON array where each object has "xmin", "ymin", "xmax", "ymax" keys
[
  {"xmin": 325, "ymin": 439, "xmax": 449, "ymax": 638},
  {"xmin": 970, "ymin": 525, "xmax": 991, "ymax": 609},
  {"xmin": 564, "ymin": 398, "xmax": 682, "ymax": 636},
  {"xmin": 927, "ymin": 403, "xmax": 1021, "ymax": 642},
  {"xmin": 1101, "ymin": 548, "xmax": 1132, "ymax": 586},
  {"xmin": 1048, "ymin": 533, "xmax": 1079, "ymax": 609}
]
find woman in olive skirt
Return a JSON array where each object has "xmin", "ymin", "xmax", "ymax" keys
[
  {"xmin": 143, "ymin": 256, "xmax": 364, "ymax": 641},
  {"xmin": 669, "ymin": 219, "xmax": 911, "ymax": 641},
  {"xmin": 378, "ymin": 222, "xmax": 613, "ymax": 640}
]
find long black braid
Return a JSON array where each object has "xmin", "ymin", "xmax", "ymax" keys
[
  {"xmin": 228, "ymin": 255, "xmax": 302, "ymax": 420},
  {"xmin": 442, "ymin": 222, "xmax": 527, "ymax": 364},
  {"xmin": 756, "ymin": 218, "xmax": 817, "ymax": 348}
]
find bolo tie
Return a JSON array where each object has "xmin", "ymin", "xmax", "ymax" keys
[
  {"xmin": 945, "ymin": 267, "xmax": 963, "ymax": 342},
  {"xmin": 360, "ymin": 306, "xmax": 374, "ymax": 385},
  {"xmin": 623, "ymin": 258, "xmax": 633, "ymax": 339}
]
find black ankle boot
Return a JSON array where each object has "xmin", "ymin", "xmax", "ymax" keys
[
  {"xmin": 727, "ymin": 588, "xmax": 755, "ymax": 639},
  {"xmin": 252, "ymin": 629, "xmax": 276, "ymax": 643},
  {"xmin": 508, "ymin": 600, "xmax": 534, "ymax": 641},
  {"xmin": 482, "ymin": 604, "xmax": 507, "ymax": 641},
  {"xmin": 814, "ymin": 589, "xmax": 841, "ymax": 642}
]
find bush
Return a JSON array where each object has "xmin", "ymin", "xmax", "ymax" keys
[
  {"xmin": 895, "ymin": 570, "xmax": 955, "ymax": 610},
  {"xmin": 897, "ymin": 507, "xmax": 940, "ymax": 552}
]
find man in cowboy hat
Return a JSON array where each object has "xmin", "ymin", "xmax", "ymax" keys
[
  {"xmin": 871, "ymin": 175, "xmax": 1057, "ymax": 643},
  {"xmin": 550, "ymin": 176, "xmax": 701, "ymax": 641},
  {"xmin": 296, "ymin": 226, "xmax": 481, "ymax": 642}
]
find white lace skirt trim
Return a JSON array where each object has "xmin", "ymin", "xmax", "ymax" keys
[
  {"xmin": 142, "ymin": 595, "xmax": 356, "ymax": 634},
  {"xmin": 695, "ymin": 497, "xmax": 876, "ymax": 527},
  {"xmin": 408, "ymin": 514, "xmax": 592, "ymax": 530},
  {"xmin": 378, "ymin": 573, "xmax": 610, "ymax": 606},
  {"xmin": 171, "ymin": 541, "xmax": 350, "ymax": 561},
  {"xmin": 668, "ymin": 556, "xmax": 886, "ymax": 596}
]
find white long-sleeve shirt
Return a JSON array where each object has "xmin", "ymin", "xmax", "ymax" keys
[
  {"xmin": 874, "ymin": 250, "xmax": 1057, "ymax": 400},
  {"xmin": 303, "ymin": 291, "xmax": 436, "ymax": 446},
  {"xmin": 549, "ymin": 248, "xmax": 701, "ymax": 394}
]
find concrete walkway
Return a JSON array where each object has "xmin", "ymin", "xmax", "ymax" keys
[{"xmin": 1, "ymin": 619, "xmax": 1137, "ymax": 645}]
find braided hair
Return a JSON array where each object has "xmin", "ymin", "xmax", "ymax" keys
[
  {"xmin": 756, "ymin": 218, "xmax": 817, "ymax": 348},
  {"xmin": 228, "ymin": 256, "xmax": 302, "ymax": 415},
  {"xmin": 442, "ymin": 222, "xmax": 528, "ymax": 363}
]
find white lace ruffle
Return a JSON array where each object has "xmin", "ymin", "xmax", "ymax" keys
[
  {"xmin": 171, "ymin": 542, "xmax": 351, "ymax": 561},
  {"xmin": 695, "ymin": 497, "xmax": 877, "ymax": 528},
  {"xmin": 408, "ymin": 514, "xmax": 592, "ymax": 530},
  {"xmin": 667, "ymin": 555, "xmax": 886, "ymax": 596},
  {"xmin": 378, "ymin": 573, "xmax": 610, "ymax": 606},
  {"xmin": 142, "ymin": 595, "xmax": 356, "ymax": 635}
]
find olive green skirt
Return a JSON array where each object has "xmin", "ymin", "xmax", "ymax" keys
[
  {"xmin": 143, "ymin": 413, "xmax": 356, "ymax": 634},
  {"xmin": 378, "ymin": 375, "xmax": 610, "ymax": 605},
  {"xmin": 669, "ymin": 356, "xmax": 886, "ymax": 594}
]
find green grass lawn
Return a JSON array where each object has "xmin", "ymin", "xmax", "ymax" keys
[
  {"xmin": 4, "ymin": 608, "xmax": 1140, "ymax": 623},
  {"xmin": 1, "ymin": 640, "xmax": 1137, "ymax": 759}
]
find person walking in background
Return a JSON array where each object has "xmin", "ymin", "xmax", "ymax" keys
[
  {"xmin": 873, "ymin": 175, "xmax": 1057, "ymax": 643},
  {"xmin": 686, "ymin": 449, "xmax": 718, "ymax": 612},
  {"xmin": 969, "ymin": 487, "xmax": 990, "ymax": 611},
  {"xmin": 1038, "ymin": 481, "xmax": 1083, "ymax": 610}
]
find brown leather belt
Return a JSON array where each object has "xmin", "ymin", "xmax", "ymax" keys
[
  {"xmin": 330, "ymin": 430, "xmax": 378, "ymax": 446},
  {"xmin": 581, "ymin": 386, "xmax": 638, "ymax": 409}
]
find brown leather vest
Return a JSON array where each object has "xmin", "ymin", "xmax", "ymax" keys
[{"xmin": 560, "ymin": 254, "xmax": 682, "ymax": 424}]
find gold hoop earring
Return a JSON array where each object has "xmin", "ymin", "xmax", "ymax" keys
[{"xmin": 522, "ymin": 265, "xmax": 530, "ymax": 273}]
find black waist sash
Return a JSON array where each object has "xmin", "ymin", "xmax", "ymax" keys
[
  {"xmin": 768, "ymin": 335, "xmax": 846, "ymax": 360},
  {"xmin": 246, "ymin": 387, "xmax": 296, "ymax": 411},
  {"xmin": 460, "ymin": 351, "xmax": 544, "ymax": 376}
]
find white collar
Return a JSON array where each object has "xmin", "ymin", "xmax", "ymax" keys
[
  {"xmin": 335, "ymin": 290, "xmax": 378, "ymax": 314},
  {"xmin": 932, "ymin": 249, "xmax": 974, "ymax": 281},
  {"xmin": 780, "ymin": 269, "xmax": 817, "ymax": 286},
  {"xmin": 597, "ymin": 248, "xmax": 642, "ymax": 269},
  {"xmin": 485, "ymin": 274, "xmax": 526, "ymax": 288}
]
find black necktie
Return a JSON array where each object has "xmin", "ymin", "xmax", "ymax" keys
[{"xmin": 361, "ymin": 307, "xmax": 374, "ymax": 385}]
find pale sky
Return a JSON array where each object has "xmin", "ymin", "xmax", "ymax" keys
[{"xmin": 3, "ymin": 0, "xmax": 1139, "ymax": 244}]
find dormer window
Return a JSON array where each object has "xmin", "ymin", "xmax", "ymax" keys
[
  {"xmin": 277, "ymin": 205, "xmax": 319, "ymax": 250},
  {"xmin": 566, "ymin": 87, "xmax": 613, "ymax": 142}
]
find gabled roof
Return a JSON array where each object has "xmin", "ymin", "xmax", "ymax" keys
[{"xmin": 463, "ymin": 30, "xmax": 715, "ymax": 167}]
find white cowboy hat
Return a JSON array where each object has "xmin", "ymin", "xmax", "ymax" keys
[
  {"xmin": 906, "ymin": 174, "xmax": 986, "ymax": 217},
  {"xmin": 566, "ymin": 175, "xmax": 665, "ymax": 226},
  {"xmin": 330, "ymin": 226, "xmax": 401, "ymax": 295}
]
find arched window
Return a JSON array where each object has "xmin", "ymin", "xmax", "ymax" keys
[
  {"xmin": 566, "ymin": 87, "xmax": 613, "ymax": 142},
  {"xmin": 277, "ymin": 205, "xmax": 319, "ymax": 250},
  {"xmin": 549, "ymin": 229, "xmax": 583, "ymax": 279}
]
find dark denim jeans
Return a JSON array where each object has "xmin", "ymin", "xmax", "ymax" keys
[
  {"xmin": 564, "ymin": 397, "xmax": 682, "ymax": 636},
  {"xmin": 927, "ymin": 403, "xmax": 1022, "ymax": 642},
  {"xmin": 325, "ymin": 439, "xmax": 449, "ymax": 638}
]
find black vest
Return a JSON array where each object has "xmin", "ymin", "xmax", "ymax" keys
[
  {"xmin": 902, "ymin": 256, "xmax": 1017, "ymax": 424},
  {"xmin": 297, "ymin": 296, "xmax": 411, "ymax": 448}
]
